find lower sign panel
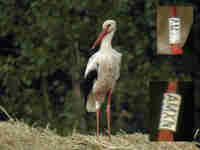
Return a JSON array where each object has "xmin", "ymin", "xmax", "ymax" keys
[{"xmin": 159, "ymin": 93, "xmax": 182, "ymax": 132}]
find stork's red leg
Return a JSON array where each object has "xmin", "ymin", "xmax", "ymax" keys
[
  {"xmin": 96, "ymin": 91, "xmax": 100, "ymax": 137},
  {"xmin": 107, "ymin": 88, "xmax": 112, "ymax": 140}
]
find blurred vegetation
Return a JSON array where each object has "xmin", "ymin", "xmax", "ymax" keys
[{"xmin": 0, "ymin": 0, "xmax": 199, "ymax": 136}]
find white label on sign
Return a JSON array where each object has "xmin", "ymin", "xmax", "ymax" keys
[
  {"xmin": 168, "ymin": 17, "xmax": 181, "ymax": 44},
  {"xmin": 159, "ymin": 93, "xmax": 182, "ymax": 132}
]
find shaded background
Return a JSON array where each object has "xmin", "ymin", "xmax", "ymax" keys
[{"xmin": 0, "ymin": 0, "xmax": 199, "ymax": 137}]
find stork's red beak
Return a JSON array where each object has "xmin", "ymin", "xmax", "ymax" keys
[{"xmin": 91, "ymin": 28, "xmax": 108, "ymax": 49}]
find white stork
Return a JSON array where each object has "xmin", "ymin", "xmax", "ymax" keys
[{"xmin": 82, "ymin": 20, "xmax": 122, "ymax": 139}]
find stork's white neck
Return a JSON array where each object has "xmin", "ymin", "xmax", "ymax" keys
[{"xmin": 100, "ymin": 31, "xmax": 114, "ymax": 51}]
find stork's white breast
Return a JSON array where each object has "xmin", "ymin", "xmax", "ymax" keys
[{"xmin": 92, "ymin": 51, "xmax": 121, "ymax": 93}]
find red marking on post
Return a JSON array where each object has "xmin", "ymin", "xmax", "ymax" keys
[
  {"xmin": 157, "ymin": 130, "xmax": 174, "ymax": 141},
  {"xmin": 172, "ymin": 6, "xmax": 176, "ymax": 17},
  {"xmin": 167, "ymin": 81, "xmax": 177, "ymax": 93},
  {"xmin": 171, "ymin": 44, "xmax": 183, "ymax": 55}
]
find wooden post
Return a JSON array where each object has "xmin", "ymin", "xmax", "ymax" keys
[{"xmin": 157, "ymin": 81, "xmax": 181, "ymax": 141}]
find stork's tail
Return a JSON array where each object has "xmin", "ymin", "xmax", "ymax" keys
[{"xmin": 86, "ymin": 93, "xmax": 105, "ymax": 112}]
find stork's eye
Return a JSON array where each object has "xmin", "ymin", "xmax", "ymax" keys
[{"xmin": 107, "ymin": 24, "xmax": 111, "ymax": 28}]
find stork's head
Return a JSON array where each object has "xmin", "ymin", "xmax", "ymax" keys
[
  {"xmin": 102, "ymin": 20, "xmax": 116, "ymax": 33},
  {"xmin": 91, "ymin": 20, "xmax": 116, "ymax": 49}
]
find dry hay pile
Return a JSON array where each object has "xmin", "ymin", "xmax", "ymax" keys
[
  {"xmin": 0, "ymin": 103, "xmax": 198, "ymax": 150},
  {"xmin": 0, "ymin": 120, "xmax": 198, "ymax": 150}
]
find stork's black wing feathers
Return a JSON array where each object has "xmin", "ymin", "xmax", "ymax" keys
[{"xmin": 80, "ymin": 69, "xmax": 98, "ymax": 112}]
